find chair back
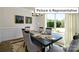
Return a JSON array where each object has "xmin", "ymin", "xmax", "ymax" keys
[
  {"xmin": 39, "ymin": 27, "xmax": 43, "ymax": 33},
  {"xmin": 46, "ymin": 28, "xmax": 52, "ymax": 35},
  {"xmin": 22, "ymin": 29, "xmax": 25, "ymax": 37},
  {"xmin": 68, "ymin": 34, "xmax": 79, "ymax": 52},
  {"xmin": 25, "ymin": 26, "xmax": 30, "ymax": 31},
  {"xmin": 22, "ymin": 30, "xmax": 41, "ymax": 52}
]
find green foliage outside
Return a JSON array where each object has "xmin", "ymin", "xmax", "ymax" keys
[
  {"xmin": 47, "ymin": 20, "xmax": 54, "ymax": 28},
  {"xmin": 47, "ymin": 19, "xmax": 64, "ymax": 28}
]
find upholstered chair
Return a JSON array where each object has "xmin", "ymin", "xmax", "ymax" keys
[{"xmin": 22, "ymin": 30, "xmax": 42, "ymax": 52}]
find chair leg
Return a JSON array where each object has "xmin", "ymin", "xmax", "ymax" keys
[
  {"xmin": 49, "ymin": 44, "xmax": 53, "ymax": 51},
  {"xmin": 23, "ymin": 42, "xmax": 28, "ymax": 52},
  {"xmin": 23, "ymin": 42, "xmax": 25, "ymax": 47},
  {"xmin": 25, "ymin": 46, "xmax": 28, "ymax": 52}
]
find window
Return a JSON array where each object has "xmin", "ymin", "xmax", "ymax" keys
[
  {"xmin": 47, "ymin": 14, "xmax": 65, "ymax": 28},
  {"xmin": 46, "ymin": 14, "xmax": 65, "ymax": 46},
  {"xmin": 46, "ymin": 14, "xmax": 65, "ymax": 36}
]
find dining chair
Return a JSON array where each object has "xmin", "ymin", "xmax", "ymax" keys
[
  {"xmin": 67, "ymin": 34, "xmax": 79, "ymax": 52},
  {"xmin": 25, "ymin": 26, "xmax": 30, "ymax": 31},
  {"xmin": 39, "ymin": 27, "xmax": 44, "ymax": 33},
  {"xmin": 22, "ymin": 29, "xmax": 25, "ymax": 36},
  {"xmin": 48, "ymin": 34, "xmax": 79, "ymax": 52},
  {"xmin": 22, "ymin": 30, "xmax": 42, "ymax": 52},
  {"xmin": 22, "ymin": 29, "xmax": 28, "ymax": 51},
  {"xmin": 45, "ymin": 28, "xmax": 52, "ymax": 35}
]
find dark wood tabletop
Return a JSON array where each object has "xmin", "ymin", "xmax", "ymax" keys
[{"xmin": 31, "ymin": 31, "xmax": 62, "ymax": 52}]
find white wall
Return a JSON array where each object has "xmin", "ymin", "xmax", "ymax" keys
[
  {"xmin": 39, "ymin": 14, "xmax": 45, "ymax": 29},
  {"xmin": 0, "ymin": 7, "xmax": 33, "ymax": 42},
  {"xmin": 0, "ymin": 27, "xmax": 23, "ymax": 42},
  {"xmin": 0, "ymin": 7, "xmax": 45, "ymax": 42},
  {"xmin": 0, "ymin": 7, "xmax": 32, "ymax": 27},
  {"xmin": 31, "ymin": 15, "xmax": 45, "ymax": 31}
]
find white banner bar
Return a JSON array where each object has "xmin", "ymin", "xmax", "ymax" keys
[{"xmin": 35, "ymin": 7, "xmax": 78, "ymax": 13}]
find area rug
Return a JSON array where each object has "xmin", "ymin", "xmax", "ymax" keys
[{"xmin": 0, "ymin": 38, "xmax": 25, "ymax": 52}]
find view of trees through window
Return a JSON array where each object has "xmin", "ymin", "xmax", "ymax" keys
[
  {"xmin": 46, "ymin": 14, "xmax": 65, "ymax": 28},
  {"xmin": 46, "ymin": 14, "xmax": 65, "ymax": 43},
  {"xmin": 47, "ymin": 19, "xmax": 64, "ymax": 28}
]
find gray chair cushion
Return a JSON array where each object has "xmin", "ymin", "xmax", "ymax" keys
[
  {"xmin": 22, "ymin": 30, "xmax": 42, "ymax": 52},
  {"xmin": 67, "ymin": 39, "xmax": 79, "ymax": 52},
  {"xmin": 67, "ymin": 35, "xmax": 79, "ymax": 52}
]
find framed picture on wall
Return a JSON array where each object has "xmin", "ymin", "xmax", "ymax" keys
[
  {"xmin": 15, "ymin": 15, "xmax": 24, "ymax": 24},
  {"xmin": 25, "ymin": 17, "xmax": 32, "ymax": 24}
]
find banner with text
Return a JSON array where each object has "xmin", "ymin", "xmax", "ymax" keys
[{"xmin": 35, "ymin": 7, "xmax": 79, "ymax": 13}]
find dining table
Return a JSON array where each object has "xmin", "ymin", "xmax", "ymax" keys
[{"xmin": 30, "ymin": 31, "xmax": 63, "ymax": 52}]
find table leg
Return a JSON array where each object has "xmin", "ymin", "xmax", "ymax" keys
[
  {"xmin": 49, "ymin": 43, "xmax": 53, "ymax": 51},
  {"xmin": 42, "ymin": 47, "xmax": 45, "ymax": 52}
]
